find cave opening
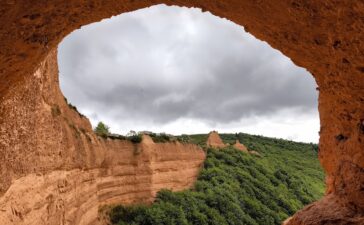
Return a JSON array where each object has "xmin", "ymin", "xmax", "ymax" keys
[
  {"xmin": 1, "ymin": 1, "xmax": 362, "ymax": 225},
  {"xmin": 58, "ymin": 4, "xmax": 319, "ymax": 143},
  {"xmin": 55, "ymin": 5, "xmax": 323, "ymax": 224}
]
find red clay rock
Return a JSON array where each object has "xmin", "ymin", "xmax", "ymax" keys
[
  {"xmin": 0, "ymin": 1, "xmax": 363, "ymax": 225},
  {"xmin": 0, "ymin": 50, "xmax": 205, "ymax": 225},
  {"xmin": 206, "ymin": 131, "xmax": 226, "ymax": 148},
  {"xmin": 0, "ymin": 138, "xmax": 206, "ymax": 225},
  {"xmin": 233, "ymin": 140, "xmax": 248, "ymax": 153},
  {"xmin": 285, "ymin": 194, "xmax": 364, "ymax": 225}
]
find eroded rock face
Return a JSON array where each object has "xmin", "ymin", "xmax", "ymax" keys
[
  {"xmin": 0, "ymin": 138, "xmax": 205, "ymax": 225},
  {"xmin": 0, "ymin": 1, "xmax": 363, "ymax": 224},
  {"xmin": 0, "ymin": 50, "xmax": 205, "ymax": 225},
  {"xmin": 206, "ymin": 131, "xmax": 226, "ymax": 148},
  {"xmin": 233, "ymin": 140, "xmax": 248, "ymax": 153}
]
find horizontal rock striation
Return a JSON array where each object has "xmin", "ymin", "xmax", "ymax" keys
[
  {"xmin": 0, "ymin": 1, "xmax": 364, "ymax": 224},
  {"xmin": 0, "ymin": 138, "xmax": 205, "ymax": 225},
  {"xmin": 0, "ymin": 50, "xmax": 205, "ymax": 225}
]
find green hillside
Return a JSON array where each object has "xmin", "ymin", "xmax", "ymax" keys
[{"xmin": 109, "ymin": 133, "xmax": 325, "ymax": 225}]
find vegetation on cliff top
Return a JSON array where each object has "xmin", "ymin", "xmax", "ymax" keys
[
  {"xmin": 94, "ymin": 122, "xmax": 143, "ymax": 143},
  {"xmin": 94, "ymin": 122, "xmax": 110, "ymax": 138},
  {"xmin": 109, "ymin": 133, "xmax": 324, "ymax": 225},
  {"xmin": 64, "ymin": 97, "xmax": 85, "ymax": 117}
]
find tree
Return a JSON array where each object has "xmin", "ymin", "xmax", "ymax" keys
[
  {"xmin": 126, "ymin": 130, "xmax": 137, "ymax": 137},
  {"xmin": 94, "ymin": 121, "xmax": 110, "ymax": 138},
  {"xmin": 126, "ymin": 130, "xmax": 142, "ymax": 143}
]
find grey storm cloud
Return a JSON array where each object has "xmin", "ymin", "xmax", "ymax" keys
[{"xmin": 58, "ymin": 4, "xmax": 317, "ymax": 126}]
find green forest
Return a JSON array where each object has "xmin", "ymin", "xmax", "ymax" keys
[{"xmin": 109, "ymin": 133, "xmax": 325, "ymax": 225}]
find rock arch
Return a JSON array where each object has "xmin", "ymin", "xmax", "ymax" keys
[{"xmin": 0, "ymin": 1, "xmax": 363, "ymax": 224}]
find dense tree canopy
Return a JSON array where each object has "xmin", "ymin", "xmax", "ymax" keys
[{"xmin": 110, "ymin": 133, "xmax": 324, "ymax": 225}]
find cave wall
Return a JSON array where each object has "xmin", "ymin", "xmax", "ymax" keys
[
  {"xmin": 0, "ymin": 1, "xmax": 363, "ymax": 225},
  {"xmin": 0, "ymin": 49, "xmax": 205, "ymax": 225}
]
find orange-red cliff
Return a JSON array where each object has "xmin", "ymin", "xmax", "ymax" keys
[
  {"xmin": 233, "ymin": 140, "xmax": 248, "ymax": 153},
  {"xmin": 0, "ymin": 1, "xmax": 364, "ymax": 225},
  {"xmin": 0, "ymin": 50, "xmax": 205, "ymax": 225},
  {"xmin": 206, "ymin": 131, "xmax": 226, "ymax": 148}
]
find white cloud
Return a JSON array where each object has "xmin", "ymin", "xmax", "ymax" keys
[{"xmin": 58, "ymin": 4, "xmax": 319, "ymax": 143}]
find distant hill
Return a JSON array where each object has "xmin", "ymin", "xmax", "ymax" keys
[{"xmin": 109, "ymin": 132, "xmax": 325, "ymax": 225}]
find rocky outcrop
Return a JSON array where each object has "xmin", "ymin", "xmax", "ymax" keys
[
  {"xmin": 0, "ymin": 1, "xmax": 364, "ymax": 224},
  {"xmin": 233, "ymin": 140, "xmax": 248, "ymax": 153},
  {"xmin": 0, "ymin": 135, "xmax": 205, "ymax": 225},
  {"xmin": 0, "ymin": 136, "xmax": 205, "ymax": 225},
  {"xmin": 0, "ymin": 50, "xmax": 205, "ymax": 225},
  {"xmin": 206, "ymin": 131, "xmax": 226, "ymax": 148},
  {"xmin": 284, "ymin": 194, "xmax": 364, "ymax": 225}
]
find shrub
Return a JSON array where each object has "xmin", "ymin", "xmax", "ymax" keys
[
  {"xmin": 128, "ymin": 134, "xmax": 142, "ymax": 143},
  {"xmin": 64, "ymin": 97, "xmax": 85, "ymax": 117},
  {"xmin": 108, "ymin": 134, "xmax": 127, "ymax": 140},
  {"xmin": 94, "ymin": 122, "xmax": 110, "ymax": 138},
  {"xmin": 150, "ymin": 133, "xmax": 171, "ymax": 143},
  {"xmin": 177, "ymin": 134, "xmax": 191, "ymax": 143}
]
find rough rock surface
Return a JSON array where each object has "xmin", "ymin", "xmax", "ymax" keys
[
  {"xmin": 233, "ymin": 140, "xmax": 248, "ymax": 153},
  {"xmin": 0, "ymin": 50, "xmax": 205, "ymax": 225},
  {"xmin": 0, "ymin": 1, "xmax": 363, "ymax": 225},
  {"xmin": 0, "ymin": 135, "xmax": 205, "ymax": 225},
  {"xmin": 206, "ymin": 131, "xmax": 226, "ymax": 148}
]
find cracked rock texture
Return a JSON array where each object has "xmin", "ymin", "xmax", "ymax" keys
[{"xmin": 0, "ymin": 0, "xmax": 363, "ymax": 224}]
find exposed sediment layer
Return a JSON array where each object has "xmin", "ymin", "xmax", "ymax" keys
[
  {"xmin": 0, "ymin": 1, "xmax": 364, "ymax": 224},
  {"xmin": 0, "ymin": 51, "xmax": 205, "ymax": 225},
  {"xmin": 0, "ymin": 137, "xmax": 205, "ymax": 225}
]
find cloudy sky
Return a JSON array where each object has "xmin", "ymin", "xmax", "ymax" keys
[{"xmin": 58, "ymin": 5, "xmax": 319, "ymax": 143}]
